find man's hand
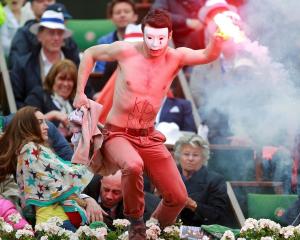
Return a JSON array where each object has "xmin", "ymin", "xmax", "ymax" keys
[
  {"xmin": 85, "ymin": 197, "xmax": 108, "ymax": 223},
  {"xmin": 73, "ymin": 93, "xmax": 89, "ymax": 109},
  {"xmin": 185, "ymin": 197, "xmax": 197, "ymax": 212}
]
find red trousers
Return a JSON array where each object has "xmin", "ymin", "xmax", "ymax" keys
[{"xmin": 102, "ymin": 128, "xmax": 187, "ymax": 227}]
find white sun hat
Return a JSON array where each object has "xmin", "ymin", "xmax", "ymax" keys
[
  {"xmin": 198, "ymin": 0, "xmax": 237, "ymax": 23},
  {"xmin": 124, "ymin": 24, "xmax": 143, "ymax": 42},
  {"xmin": 30, "ymin": 10, "xmax": 72, "ymax": 38}
]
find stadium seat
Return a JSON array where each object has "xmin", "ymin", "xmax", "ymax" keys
[
  {"xmin": 66, "ymin": 19, "xmax": 115, "ymax": 52},
  {"xmin": 247, "ymin": 193, "xmax": 298, "ymax": 221}
]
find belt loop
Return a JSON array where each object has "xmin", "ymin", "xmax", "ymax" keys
[{"xmin": 125, "ymin": 127, "xmax": 128, "ymax": 133}]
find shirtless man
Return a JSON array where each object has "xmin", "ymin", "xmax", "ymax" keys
[{"xmin": 74, "ymin": 9, "xmax": 225, "ymax": 239}]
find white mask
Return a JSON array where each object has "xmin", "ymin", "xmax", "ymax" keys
[{"xmin": 144, "ymin": 26, "xmax": 169, "ymax": 51}]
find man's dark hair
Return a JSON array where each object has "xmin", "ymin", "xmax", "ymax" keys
[
  {"xmin": 141, "ymin": 9, "xmax": 172, "ymax": 33},
  {"xmin": 107, "ymin": 0, "xmax": 137, "ymax": 18}
]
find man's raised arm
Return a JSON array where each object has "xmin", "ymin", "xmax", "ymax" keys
[
  {"xmin": 177, "ymin": 33, "xmax": 226, "ymax": 67},
  {"xmin": 73, "ymin": 42, "xmax": 126, "ymax": 108}
]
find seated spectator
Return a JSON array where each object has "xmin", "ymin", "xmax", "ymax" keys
[
  {"xmin": 10, "ymin": 10, "xmax": 79, "ymax": 108},
  {"xmin": 0, "ymin": 198, "xmax": 29, "ymax": 230},
  {"xmin": 0, "ymin": 0, "xmax": 25, "ymax": 57},
  {"xmin": 0, "ymin": 106, "xmax": 101, "ymax": 231},
  {"xmin": 25, "ymin": 59, "xmax": 77, "ymax": 139},
  {"xmin": 21, "ymin": 0, "xmax": 55, "ymax": 25},
  {"xmin": 0, "ymin": 175, "xmax": 19, "ymax": 205},
  {"xmin": 9, "ymin": 1, "xmax": 78, "ymax": 68},
  {"xmin": 94, "ymin": 0, "xmax": 138, "ymax": 73},
  {"xmin": 174, "ymin": 134, "xmax": 230, "ymax": 226},
  {"xmin": 84, "ymin": 171, "xmax": 160, "ymax": 229},
  {"xmin": 152, "ymin": 0, "xmax": 205, "ymax": 50},
  {"xmin": 156, "ymin": 93, "xmax": 197, "ymax": 132},
  {"xmin": 1, "ymin": 112, "xmax": 73, "ymax": 161},
  {"xmin": 0, "ymin": 174, "xmax": 29, "ymax": 230}
]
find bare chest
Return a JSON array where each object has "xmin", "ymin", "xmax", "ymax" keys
[{"xmin": 119, "ymin": 57, "xmax": 179, "ymax": 93}]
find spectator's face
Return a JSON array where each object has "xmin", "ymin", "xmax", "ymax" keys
[
  {"xmin": 143, "ymin": 26, "xmax": 169, "ymax": 57},
  {"xmin": 31, "ymin": 0, "xmax": 55, "ymax": 19},
  {"xmin": 179, "ymin": 144, "xmax": 204, "ymax": 172},
  {"xmin": 111, "ymin": 2, "xmax": 137, "ymax": 30},
  {"xmin": 35, "ymin": 111, "xmax": 49, "ymax": 141},
  {"xmin": 37, "ymin": 28, "xmax": 64, "ymax": 54},
  {"xmin": 52, "ymin": 70, "xmax": 75, "ymax": 100},
  {"xmin": 100, "ymin": 176, "xmax": 123, "ymax": 209},
  {"xmin": 5, "ymin": 0, "xmax": 25, "ymax": 12}
]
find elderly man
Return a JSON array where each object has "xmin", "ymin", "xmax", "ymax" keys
[
  {"xmin": 74, "ymin": 9, "xmax": 226, "ymax": 239},
  {"xmin": 9, "ymin": 1, "xmax": 79, "ymax": 68},
  {"xmin": 10, "ymin": 10, "xmax": 79, "ymax": 108},
  {"xmin": 84, "ymin": 171, "xmax": 160, "ymax": 229}
]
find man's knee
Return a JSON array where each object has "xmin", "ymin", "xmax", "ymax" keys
[
  {"xmin": 163, "ymin": 186, "xmax": 188, "ymax": 207},
  {"xmin": 175, "ymin": 188, "xmax": 188, "ymax": 207},
  {"xmin": 123, "ymin": 160, "xmax": 144, "ymax": 176}
]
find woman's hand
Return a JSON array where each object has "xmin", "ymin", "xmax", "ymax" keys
[{"xmin": 84, "ymin": 197, "xmax": 108, "ymax": 223}]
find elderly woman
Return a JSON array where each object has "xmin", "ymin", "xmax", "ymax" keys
[
  {"xmin": 25, "ymin": 59, "xmax": 77, "ymax": 138},
  {"xmin": 174, "ymin": 134, "xmax": 230, "ymax": 226}
]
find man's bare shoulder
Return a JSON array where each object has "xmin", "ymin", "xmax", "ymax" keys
[
  {"xmin": 112, "ymin": 41, "xmax": 142, "ymax": 55},
  {"xmin": 166, "ymin": 46, "xmax": 185, "ymax": 60}
]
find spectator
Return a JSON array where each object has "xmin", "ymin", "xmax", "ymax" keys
[
  {"xmin": 84, "ymin": 171, "xmax": 160, "ymax": 229},
  {"xmin": 0, "ymin": 106, "xmax": 101, "ymax": 231},
  {"xmin": 10, "ymin": 10, "xmax": 78, "ymax": 108},
  {"xmin": 174, "ymin": 134, "xmax": 230, "ymax": 226},
  {"xmin": 152, "ymin": 0, "xmax": 206, "ymax": 49},
  {"xmin": 0, "ymin": 175, "xmax": 20, "ymax": 206},
  {"xmin": 25, "ymin": 59, "xmax": 77, "ymax": 138},
  {"xmin": 156, "ymin": 94, "xmax": 197, "ymax": 132},
  {"xmin": 1, "ymin": 114, "xmax": 73, "ymax": 161},
  {"xmin": 189, "ymin": 2, "xmax": 245, "ymax": 143},
  {"xmin": 21, "ymin": 0, "xmax": 54, "ymax": 25},
  {"xmin": 94, "ymin": 0, "xmax": 138, "ymax": 73},
  {"xmin": 0, "ymin": 198, "xmax": 29, "ymax": 230},
  {"xmin": 9, "ymin": 0, "xmax": 79, "ymax": 68},
  {"xmin": 0, "ymin": 0, "xmax": 25, "ymax": 57}
]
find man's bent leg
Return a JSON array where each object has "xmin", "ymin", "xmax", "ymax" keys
[
  {"xmin": 103, "ymin": 136, "xmax": 145, "ymax": 219},
  {"xmin": 141, "ymin": 142, "xmax": 187, "ymax": 227},
  {"xmin": 103, "ymin": 136, "xmax": 147, "ymax": 239}
]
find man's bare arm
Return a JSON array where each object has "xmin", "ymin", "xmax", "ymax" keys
[
  {"xmin": 74, "ymin": 41, "xmax": 127, "ymax": 108},
  {"xmin": 177, "ymin": 35, "xmax": 224, "ymax": 67}
]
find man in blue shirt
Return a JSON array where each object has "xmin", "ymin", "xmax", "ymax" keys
[{"xmin": 94, "ymin": 0, "xmax": 138, "ymax": 73}]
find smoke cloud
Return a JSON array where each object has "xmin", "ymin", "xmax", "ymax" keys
[{"xmin": 190, "ymin": 0, "xmax": 300, "ymax": 148}]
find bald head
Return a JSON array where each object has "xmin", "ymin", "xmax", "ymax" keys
[
  {"xmin": 102, "ymin": 170, "xmax": 122, "ymax": 184},
  {"xmin": 100, "ymin": 170, "xmax": 123, "ymax": 208}
]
